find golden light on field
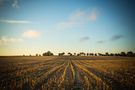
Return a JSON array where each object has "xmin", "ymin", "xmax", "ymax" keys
[{"xmin": 0, "ymin": 56, "xmax": 135, "ymax": 89}]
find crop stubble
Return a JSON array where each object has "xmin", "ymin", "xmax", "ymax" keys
[{"xmin": 0, "ymin": 56, "xmax": 135, "ymax": 90}]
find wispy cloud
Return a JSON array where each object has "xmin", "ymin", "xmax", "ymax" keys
[
  {"xmin": 80, "ymin": 36, "xmax": 90, "ymax": 42},
  {"xmin": 0, "ymin": 19, "xmax": 31, "ymax": 24},
  {"xmin": 0, "ymin": 36, "xmax": 23, "ymax": 45},
  {"xmin": 96, "ymin": 35, "xmax": 124, "ymax": 43},
  {"xmin": 57, "ymin": 10, "xmax": 84, "ymax": 29},
  {"xmin": 69, "ymin": 10, "xmax": 85, "ymax": 22},
  {"xmin": 57, "ymin": 8, "xmax": 99, "ymax": 30},
  {"xmin": 12, "ymin": 0, "xmax": 19, "ymax": 8},
  {"xmin": 110, "ymin": 35, "xmax": 124, "ymax": 41},
  {"xmin": 22, "ymin": 30, "xmax": 41, "ymax": 38},
  {"xmin": 87, "ymin": 9, "xmax": 98, "ymax": 21},
  {"xmin": 57, "ymin": 22, "xmax": 79, "ymax": 29}
]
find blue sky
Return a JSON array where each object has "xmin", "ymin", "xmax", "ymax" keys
[{"xmin": 0, "ymin": 0, "xmax": 135, "ymax": 55}]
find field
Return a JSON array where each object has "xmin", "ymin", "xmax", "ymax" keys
[{"xmin": 0, "ymin": 56, "xmax": 135, "ymax": 90}]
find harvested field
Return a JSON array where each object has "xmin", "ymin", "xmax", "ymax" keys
[{"xmin": 0, "ymin": 56, "xmax": 135, "ymax": 90}]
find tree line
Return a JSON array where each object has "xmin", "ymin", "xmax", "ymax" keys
[{"xmin": 41, "ymin": 51, "xmax": 135, "ymax": 57}]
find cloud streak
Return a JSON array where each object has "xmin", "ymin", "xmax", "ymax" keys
[
  {"xmin": 97, "ymin": 40, "xmax": 104, "ymax": 44},
  {"xmin": 0, "ymin": 36, "xmax": 23, "ymax": 45},
  {"xmin": 111, "ymin": 35, "xmax": 124, "ymax": 41},
  {"xmin": 80, "ymin": 36, "xmax": 90, "ymax": 42},
  {"xmin": 96, "ymin": 35, "xmax": 124, "ymax": 44},
  {"xmin": 0, "ymin": 19, "xmax": 31, "ymax": 24},
  {"xmin": 22, "ymin": 30, "xmax": 41, "ymax": 38}
]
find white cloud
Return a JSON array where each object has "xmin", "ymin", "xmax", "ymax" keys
[
  {"xmin": 57, "ymin": 10, "xmax": 84, "ymax": 29},
  {"xmin": 12, "ymin": 0, "xmax": 19, "ymax": 8},
  {"xmin": 69, "ymin": 10, "xmax": 85, "ymax": 22},
  {"xmin": 87, "ymin": 9, "xmax": 98, "ymax": 21},
  {"xmin": 0, "ymin": 19, "xmax": 31, "ymax": 24},
  {"xmin": 57, "ymin": 8, "xmax": 99, "ymax": 30},
  {"xmin": 0, "ymin": 36, "xmax": 23, "ymax": 45},
  {"xmin": 22, "ymin": 30, "xmax": 41, "ymax": 38}
]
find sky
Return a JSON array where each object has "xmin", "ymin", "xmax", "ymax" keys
[{"xmin": 0, "ymin": 0, "xmax": 135, "ymax": 55}]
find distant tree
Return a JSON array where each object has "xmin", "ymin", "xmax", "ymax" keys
[
  {"xmin": 84, "ymin": 53, "xmax": 86, "ymax": 56},
  {"xmin": 36, "ymin": 54, "xmax": 39, "ymax": 56},
  {"xmin": 120, "ymin": 52, "xmax": 126, "ymax": 56},
  {"xmin": 80, "ymin": 52, "xmax": 82, "ymax": 56},
  {"xmin": 67, "ymin": 52, "xmax": 70, "ymax": 56},
  {"xmin": 80, "ymin": 52, "xmax": 86, "ymax": 56},
  {"xmin": 127, "ymin": 51, "xmax": 134, "ymax": 57},
  {"xmin": 114, "ymin": 53, "xmax": 122, "ymax": 56},
  {"xmin": 90, "ymin": 53, "xmax": 94, "ymax": 56},
  {"xmin": 98, "ymin": 53, "xmax": 103, "ymax": 56},
  {"xmin": 43, "ymin": 51, "xmax": 54, "ymax": 56},
  {"xmin": 105, "ymin": 52, "xmax": 109, "ymax": 56},
  {"xmin": 68, "ymin": 52, "xmax": 72, "ymax": 56},
  {"xmin": 87, "ymin": 53, "xmax": 89, "ymax": 56},
  {"xmin": 74, "ymin": 53, "xmax": 76, "ymax": 56},
  {"xmin": 58, "ymin": 52, "xmax": 65, "ymax": 56},
  {"xmin": 114, "ymin": 53, "xmax": 118, "ymax": 56},
  {"xmin": 95, "ymin": 53, "xmax": 97, "ymax": 56},
  {"xmin": 110, "ymin": 53, "xmax": 114, "ymax": 56},
  {"xmin": 133, "ymin": 53, "xmax": 135, "ymax": 57},
  {"xmin": 77, "ymin": 53, "xmax": 80, "ymax": 56}
]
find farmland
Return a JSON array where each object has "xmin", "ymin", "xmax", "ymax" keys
[{"xmin": 0, "ymin": 56, "xmax": 135, "ymax": 90}]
